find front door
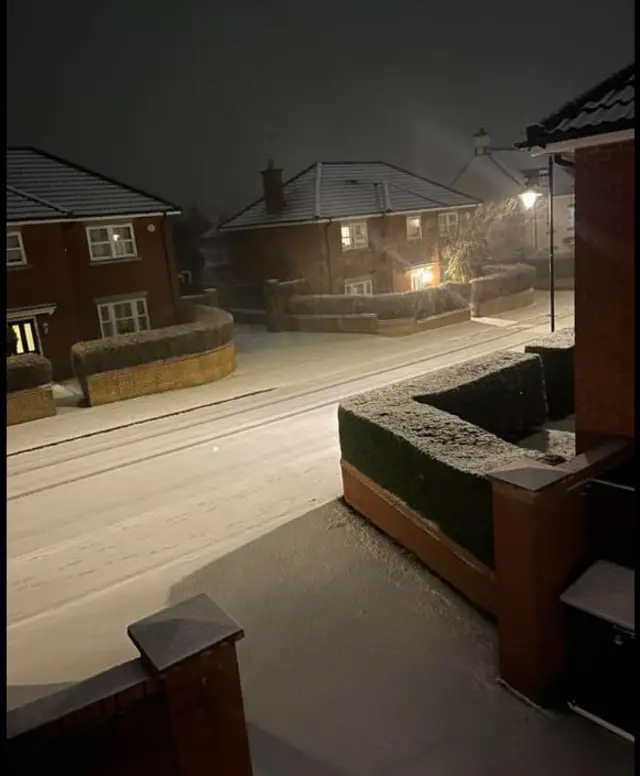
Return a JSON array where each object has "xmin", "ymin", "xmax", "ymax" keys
[{"xmin": 10, "ymin": 318, "xmax": 41, "ymax": 355}]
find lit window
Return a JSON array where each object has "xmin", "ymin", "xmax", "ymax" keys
[
  {"xmin": 567, "ymin": 203, "xmax": 575, "ymax": 230},
  {"xmin": 410, "ymin": 266, "xmax": 435, "ymax": 291},
  {"xmin": 406, "ymin": 215, "xmax": 422, "ymax": 241},
  {"xmin": 437, "ymin": 212, "xmax": 458, "ymax": 237},
  {"xmin": 7, "ymin": 232, "xmax": 27, "ymax": 266},
  {"xmin": 97, "ymin": 297, "xmax": 149, "ymax": 337},
  {"xmin": 341, "ymin": 221, "xmax": 368, "ymax": 251},
  {"xmin": 10, "ymin": 319, "xmax": 39, "ymax": 354},
  {"xmin": 344, "ymin": 278, "xmax": 373, "ymax": 295},
  {"xmin": 87, "ymin": 224, "xmax": 137, "ymax": 261}
]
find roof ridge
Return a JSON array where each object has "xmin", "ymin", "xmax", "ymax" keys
[
  {"xmin": 487, "ymin": 154, "xmax": 526, "ymax": 188},
  {"xmin": 6, "ymin": 184, "xmax": 71, "ymax": 216},
  {"xmin": 536, "ymin": 63, "xmax": 634, "ymax": 131},
  {"xmin": 8, "ymin": 146, "xmax": 180, "ymax": 210}
]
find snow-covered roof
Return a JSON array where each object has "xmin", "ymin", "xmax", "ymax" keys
[{"xmin": 218, "ymin": 161, "xmax": 479, "ymax": 232}]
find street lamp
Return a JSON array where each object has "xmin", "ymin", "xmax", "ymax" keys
[{"xmin": 520, "ymin": 157, "xmax": 556, "ymax": 332}]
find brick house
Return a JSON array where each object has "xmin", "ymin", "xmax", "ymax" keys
[
  {"xmin": 7, "ymin": 147, "xmax": 182, "ymax": 378},
  {"xmin": 518, "ymin": 63, "xmax": 634, "ymax": 452},
  {"xmin": 218, "ymin": 161, "xmax": 478, "ymax": 300}
]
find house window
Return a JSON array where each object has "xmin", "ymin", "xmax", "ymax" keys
[
  {"xmin": 10, "ymin": 318, "xmax": 40, "ymax": 355},
  {"xmin": 7, "ymin": 232, "xmax": 27, "ymax": 266},
  {"xmin": 341, "ymin": 221, "xmax": 368, "ymax": 251},
  {"xmin": 438, "ymin": 212, "xmax": 458, "ymax": 237},
  {"xmin": 344, "ymin": 278, "xmax": 373, "ymax": 296},
  {"xmin": 406, "ymin": 215, "xmax": 422, "ymax": 241},
  {"xmin": 567, "ymin": 203, "xmax": 575, "ymax": 230},
  {"xmin": 97, "ymin": 297, "xmax": 149, "ymax": 337},
  {"xmin": 87, "ymin": 224, "xmax": 137, "ymax": 261},
  {"xmin": 410, "ymin": 266, "xmax": 435, "ymax": 291}
]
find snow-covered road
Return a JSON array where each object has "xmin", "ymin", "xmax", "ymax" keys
[{"xmin": 7, "ymin": 301, "xmax": 574, "ymax": 696}]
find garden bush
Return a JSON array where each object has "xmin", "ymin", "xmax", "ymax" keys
[
  {"xmin": 525, "ymin": 328, "xmax": 575, "ymax": 420},
  {"xmin": 7, "ymin": 354, "xmax": 53, "ymax": 394},
  {"xmin": 469, "ymin": 263, "xmax": 535, "ymax": 312},
  {"xmin": 72, "ymin": 306, "xmax": 233, "ymax": 385},
  {"xmin": 288, "ymin": 282, "xmax": 470, "ymax": 321},
  {"xmin": 339, "ymin": 351, "xmax": 561, "ymax": 568}
]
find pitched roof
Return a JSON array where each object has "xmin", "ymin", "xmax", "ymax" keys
[
  {"xmin": 6, "ymin": 147, "xmax": 180, "ymax": 223},
  {"xmin": 452, "ymin": 148, "xmax": 574, "ymax": 201},
  {"xmin": 518, "ymin": 64, "xmax": 634, "ymax": 149},
  {"xmin": 218, "ymin": 161, "xmax": 478, "ymax": 231}
]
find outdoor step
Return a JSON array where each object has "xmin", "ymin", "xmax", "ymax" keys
[{"xmin": 561, "ymin": 561, "xmax": 635, "ymax": 741}]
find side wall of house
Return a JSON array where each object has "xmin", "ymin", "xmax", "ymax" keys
[
  {"xmin": 7, "ymin": 215, "xmax": 180, "ymax": 379},
  {"xmin": 574, "ymin": 139, "xmax": 635, "ymax": 450}
]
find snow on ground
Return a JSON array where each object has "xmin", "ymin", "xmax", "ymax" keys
[{"xmin": 7, "ymin": 292, "xmax": 575, "ymax": 694}]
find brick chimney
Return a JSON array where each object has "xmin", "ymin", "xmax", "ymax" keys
[
  {"xmin": 473, "ymin": 128, "xmax": 491, "ymax": 156},
  {"xmin": 261, "ymin": 160, "xmax": 285, "ymax": 215}
]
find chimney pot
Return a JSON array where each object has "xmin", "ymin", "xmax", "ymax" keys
[
  {"xmin": 261, "ymin": 162, "xmax": 285, "ymax": 215},
  {"xmin": 473, "ymin": 128, "xmax": 492, "ymax": 156}
]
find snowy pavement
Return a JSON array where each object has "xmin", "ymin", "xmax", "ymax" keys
[{"xmin": 7, "ymin": 293, "xmax": 575, "ymax": 697}]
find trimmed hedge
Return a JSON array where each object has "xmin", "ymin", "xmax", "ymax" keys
[
  {"xmin": 339, "ymin": 351, "xmax": 562, "ymax": 568},
  {"xmin": 470, "ymin": 263, "xmax": 535, "ymax": 312},
  {"xmin": 7, "ymin": 354, "xmax": 53, "ymax": 394},
  {"xmin": 288, "ymin": 282, "xmax": 471, "ymax": 321},
  {"xmin": 72, "ymin": 305, "xmax": 233, "ymax": 385},
  {"xmin": 525, "ymin": 328, "xmax": 574, "ymax": 420}
]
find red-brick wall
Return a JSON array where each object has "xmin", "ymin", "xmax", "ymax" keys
[
  {"xmin": 7, "ymin": 215, "xmax": 180, "ymax": 379},
  {"xmin": 574, "ymin": 139, "xmax": 635, "ymax": 450},
  {"xmin": 224, "ymin": 211, "xmax": 447, "ymax": 296}
]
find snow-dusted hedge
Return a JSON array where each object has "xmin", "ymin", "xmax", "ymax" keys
[
  {"xmin": 525, "ymin": 328, "xmax": 575, "ymax": 420},
  {"xmin": 339, "ymin": 351, "xmax": 561, "ymax": 568},
  {"xmin": 470, "ymin": 263, "xmax": 535, "ymax": 313},
  {"xmin": 288, "ymin": 283, "xmax": 471, "ymax": 321},
  {"xmin": 7, "ymin": 353, "xmax": 52, "ymax": 393},
  {"xmin": 72, "ymin": 305, "xmax": 233, "ymax": 384}
]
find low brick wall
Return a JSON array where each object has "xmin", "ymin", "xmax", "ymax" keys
[
  {"xmin": 7, "ymin": 385, "xmax": 57, "ymax": 426},
  {"xmin": 84, "ymin": 342, "xmax": 236, "ymax": 407},
  {"xmin": 473, "ymin": 288, "xmax": 535, "ymax": 317},
  {"xmin": 377, "ymin": 308, "xmax": 472, "ymax": 336}
]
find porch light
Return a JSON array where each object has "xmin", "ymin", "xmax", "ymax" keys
[{"xmin": 519, "ymin": 189, "xmax": 540, "ymax": 209}]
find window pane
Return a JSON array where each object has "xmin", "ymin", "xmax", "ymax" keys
[
  {"xmin": 114, "ymin": 302, "xmax": 134, "ymax": 318},
  {"xmin": 137, "ymin": 315, "xmax": 149, "ymax": 331},
  {"xmin": 89, "ymin": 228, "xmax": 109, "ymax": 243},
  {"xmin": 98, "ymin": 305, "xmax": 110, "ymax": 323},
  {"xmin": 136, "ymin": 300, "xmax": 147, "ymax": 315},
  {"xmin": 116, "ymin": 318, "xmax": 136, "ymax": 335},
  {"xmin": 7, "ymin": 234, "xmax": 20, "ymax": 249},
  {"xmin": 114, "ymin": 238, "xmax": 135, "ymax": 257},
  {"xmin": 91, "ymin": 242, "xmax": 113, "ymax": 259},
  {"xmin": 102, "ymin": 322, "xmax": 114, "ymax": 337},
  {"xmin": 7, "ymin": 248, "xmax": 23, "ymax": 263},
  {"xmin": 112, "ymin": 225, "xmax": 133, "ymax": 241}
]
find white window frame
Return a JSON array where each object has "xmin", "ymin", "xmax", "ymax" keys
[
  {"xmin": 7, "ymin": 231, "xmax": 27, "ymax": 266},
  {"xmin": 86, "ymin": 223, "xmax": 138, "ymax": 262},
  {"xmin": 438, "ymin": 211, "xmax": 459, "ymax": 237},
  {"xmin": 341, "ymin": 221, "xmax": 368, "ymax": 251},
  {"xmin": 567, "ymin": 202, "xmax": 575, "ymax": 230},
  {"xmin": 406, "ymin": 215, "xmax": 423, "ymax": 241},
  {"xmin": 344, "ymin": 278, "xmax": 373, "ymax": 296},
  {"xmin": 97, "ymin": 296, "xmax": 150, "ymax": 338}
]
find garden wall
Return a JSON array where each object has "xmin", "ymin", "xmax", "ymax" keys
[
  {"xmin": 338, "ymin": 349, "xmax": 579, "ymax": 613},
  {"xmin": 265, "ymin": 264, "xmax": 535, "ymax": 335},
  {"xmin": 7, "ymin": 595, "xmax": 253, "ymax": 775},
  {"xmin": 525, "ymin": 255, "xmax": 575, "ymax": 290},
  {"xmin": 72, "ymin": 301, "xmax": 235, "ymax": 407},
  {"xmin": 6, "ymin": 354, "xmax": 56, "ymax": 425}
]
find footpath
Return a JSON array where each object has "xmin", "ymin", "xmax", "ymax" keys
[{"xmin": 7, "ymin": 291, "xmax": 574, "ymax": 455}]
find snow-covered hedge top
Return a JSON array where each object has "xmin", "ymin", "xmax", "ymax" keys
[
  {"xmin": 525, "ymin": 327, "xmax": 575, "ymax": 351},
  {"xmin": 339, "ymin": 350, "xmax": 558, "ymax": 474}
]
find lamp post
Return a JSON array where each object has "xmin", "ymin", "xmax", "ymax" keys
[{"xmin": 519, "ymin": 157, "xmax": 555, "ymax": 332}]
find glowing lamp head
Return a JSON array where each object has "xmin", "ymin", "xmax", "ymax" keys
[
  {"xmin": 421, "ymin": 268, "xmax": 434, "ymax": 284},
  {"xmin": 519, "ymin": 189, "xmax": 540, "ymax": 210}
]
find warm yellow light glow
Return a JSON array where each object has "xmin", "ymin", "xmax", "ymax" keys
[
  {"xmin": 410, "ymin": 267, "xmax": 434, "ymax": 290},
  {"xmin": 421, "ymin": 269, "xmax": 434, "ymax": 283},
  {"xmin": 519, "ymin": 189, "xmax": 540, "ymax": 209}
]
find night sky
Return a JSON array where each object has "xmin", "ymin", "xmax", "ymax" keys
[{"xmin": 7, "ymin": 0, "xmax": 635, "ymax": 218}]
